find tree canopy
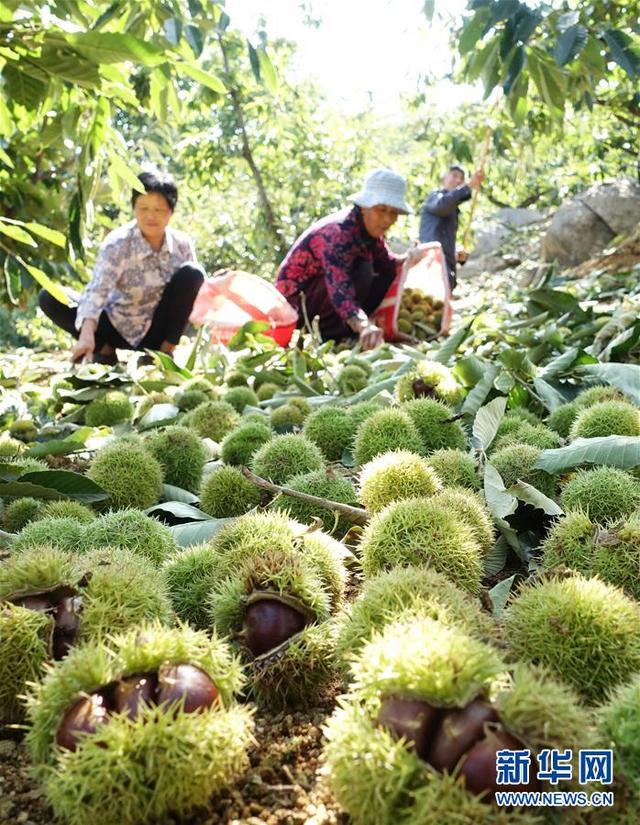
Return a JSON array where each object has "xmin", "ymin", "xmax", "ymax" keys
[{"xmin": 0, "ymin": 0, "xmax": 638, "ymax": 306}]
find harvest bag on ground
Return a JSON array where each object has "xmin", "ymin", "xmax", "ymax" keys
[
  {"xmin": 373, "ymin": 242, "xmax": 452, "ymax": 341},
  {"xmin": 189, "ymin": 269, "xmax": 298, "ymax": 346}
]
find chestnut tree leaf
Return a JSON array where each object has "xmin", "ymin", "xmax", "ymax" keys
[
  {"xmin": 508, "ymin": 480, "xmax": 563, "ymax": 515},
  {"xmin": 533, "ymin": 436, "xmax": 640, "ymax": 474},
  {"xmin": 472, "ymin": 396, "xmax": 507, "ymax": 451},
  {"xmin": 488, "ymin": 574, "xmax": 517, "ymax": 618},
  {"xmin": 169, "ymin": 517, "xmax": 235, "ymax": 547}
]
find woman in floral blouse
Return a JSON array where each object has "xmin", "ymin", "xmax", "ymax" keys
[
  {"xmin": 39, "ymin": 170, "xmax": 205, "ymax": 366},
  {"xmin": 276, "ymin": 168, "xmax": 417, "ymax": 350}
]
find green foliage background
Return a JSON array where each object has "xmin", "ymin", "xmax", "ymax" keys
[{"xmin": 0, "ymin": 0, "xmax": 638, "ymax": 312}]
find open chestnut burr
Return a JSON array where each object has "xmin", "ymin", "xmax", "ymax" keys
[
  {"xmin": 11, "ymin": 589, "xmax": 83, "ymax": 660},
  {"xmin": 242, "ymin": 595, "xmax": 308, "ymax": 657},
  {"xmin": 55, "ymin": 663, "xmax": 220, "ymax": 751},
  {"xmin": 377, "ymin": 694, "xmax": 540, "ymax": 801}
]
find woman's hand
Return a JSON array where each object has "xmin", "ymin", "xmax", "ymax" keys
[
  {"xmin": 348, "ymin": 315, "xmax": 385, "ymax": 351},
  {"xmin": 404, "ymin": 243, "xmax": 432, "ymax": 268},
  {"xmin": 71, "ymin": 336, "xmax": 94, "ymax": 364},
  {"xmin": 358, "ymin": 320, "xmax": 384, "ymax": 351},
  {"xmin": 71, "ymin": 320, "xmax": 97, "ymax": 364}
]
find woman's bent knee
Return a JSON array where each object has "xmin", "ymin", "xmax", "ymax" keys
[
  {"xmin": 38, "ymin": 288, "xmax": 56, "ymax": 317},
  {"xmin": 173, "ymin": 263, "xmax": 205, "ymax": 290}
]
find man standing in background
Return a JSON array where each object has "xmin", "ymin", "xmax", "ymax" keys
[{"xmin": 419, "ymin": 165, "xmax": 484, "ymax": 290}]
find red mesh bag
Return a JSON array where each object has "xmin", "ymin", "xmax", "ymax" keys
[
  {"xmin": 189, "ymin": 269, "xmax": 298, "ymax": 347},
  {"xmin": 372, "ymin": 242, "xmax": 453, "ymax": 342}
]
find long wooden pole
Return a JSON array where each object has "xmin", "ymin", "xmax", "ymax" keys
[{"xmin": 462, "ymin": 121, "xmax": 494, "ymax": 250}]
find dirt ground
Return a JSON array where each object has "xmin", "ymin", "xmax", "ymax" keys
[{"xmin": 0, "ymin": 698, "xmax": 348, "ymax": 825}]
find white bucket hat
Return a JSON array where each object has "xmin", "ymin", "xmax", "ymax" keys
[{"xmin": 351, "ymin": 168, "xmax": 412, "ymax": 214}]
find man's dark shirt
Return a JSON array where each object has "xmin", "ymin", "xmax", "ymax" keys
[{"xmin": 419, "ymin": 185, "xmax": 472, "ymax": 276}]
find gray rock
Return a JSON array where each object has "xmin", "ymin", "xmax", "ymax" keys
[
  {"xmin": 543, "ymin": 200, "xmax": 615, "ymax": 267},
  {"xmin": 469, "ymin": 224, "xmax": 510, "ymax": 258},
  {"xmin": 492, "ymin": 207, "xmax": 547, "ymax": 227},
  {"xmin": 459, "ymin": 254, "xmax": 509, "ymax": 278},
  {"xmin": 469, "ymin": 207, "xmax": 546, "ymax": 259},
  {"xmin": 580, "ymin": 179, "xmax": 640, "ymax": 235},
  {"xmin": 543, "ymin": 179, "xmax": 640, "ymax": 267}
]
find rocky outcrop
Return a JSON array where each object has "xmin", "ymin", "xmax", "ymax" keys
[
  {"xmin": 492, "ymin": 207, "xmax": 547, "ymax": 228},
  {"xmin": 543, "ymin": 179, "xmax": 640, "ymax": 267},
  {"xmin": 471, "ymin": 207, "xmax": 546, "ymax": 259}
]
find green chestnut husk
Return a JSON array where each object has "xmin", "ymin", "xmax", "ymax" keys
[
  {"xmin": 359, "ymin": 497, "xmax": 484, "ymax": 595},
  {"xmin": 503, "ymin": 572, "xmax": 640, "ymax": 704},
  {"xmin": 334, "ymin": 565, "xmax": 498, "ymax": 679},
  {"xmin": 26, "ymin": 622, "xmax": 253, "ymax": 825},
  {"xmin": 324, "ymin": 615, "xmax": 593, "ymax": 825},
  {"xmin": 205, "ymin": 512, "xmax": 347, "ymax": 707},
  {"xmin": 0, "ymin": 545, "xmax": 173, "ymax": 722}
]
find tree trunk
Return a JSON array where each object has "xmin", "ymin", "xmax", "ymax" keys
[{"xmin": 217, "ymin": 33, "xmax": 289, "ymax": 261}]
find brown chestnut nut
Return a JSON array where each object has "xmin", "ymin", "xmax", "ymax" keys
[
  {"xmin": 156, "ymin": 664, "xmax": 219, "ymax": 714},
  {"xmin": 112, "ymin": 673, "xmax": 158, "ymax": 720},
  {"xmin": 52, "ymin": 620, "xmax": 81, "ymax": 661},
  {"xmin": 54, "ymin": 596, "xmax": 82, "ymax": 633},
  {"xmin": 458, "ymin": 728, "xmax": 541, "ymax": 801},
  {"xmin": 51, "ymin": 597, "xmax": 82, "ymax": 660},
  {"xmin": 13, "ymin": 595, "xmax": 53, "ymax": 613},
  {"xmin": 55, "ymin": 692, "xmax": 111, "ymax": 751},
  {"xmin": 427, "ymin": 699, "xmax": 499, "ymax": 772},
  {"xmin": 243, "ymin": 599, "xmax": 306, "ymax": 656},
  {"xmin": 412, "ymin": 378, "xmax": 435, "ymax": 398},
  {"xmin": 52, "ymin": 630, "xmax": 76, "ymax": 661},
  {"xmin": 377, "ymin": 695, "xmax": 441, "ymax": 759}
]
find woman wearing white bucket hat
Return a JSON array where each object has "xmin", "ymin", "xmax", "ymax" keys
[{"xmin": 276, "ymin": 168, "xmax": 415, "ymax": 350}]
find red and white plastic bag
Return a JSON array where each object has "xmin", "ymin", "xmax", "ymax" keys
[
  {"xmin": 189, "ymin": 269, "xmax": 298, "ymax": 347},
  {"xmin": 372, "ymin": 242, "xmax": 453, "ymax": 342}
]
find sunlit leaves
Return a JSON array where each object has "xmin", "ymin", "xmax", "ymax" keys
[
  {"xmin": 452, "ymin": 0, "xmax": 638, "ymax": 123},
  {"xmin": 0, "ymin": 2, "xmax": 232, "ymax": 303},
  {"xmin": 554, "ymin": 24, "xmax": 587, "ymax": 66},
  {"xmin": 175, "ymin": 61, "xmax": 226, "ymax": 94},
  {"xmin": 185, "ymin": 25, "xmax": 204, "ymax": 57},
  {"xmin": 603, "ymin": 29, "xmax": 640, "ymax": 79},
  {"xmin": 107, "ymin": 154, "xmax": 147, "ymax": 193},
  {"xmin": 20, "ymin": 259, "xmax": 71, "ymax": 305},
  {"xmin": 2, "ymin": 64, "xmax": 48, "ymax": 110},
  {"xmin": 258, "ymin": 48, "xmax": 277, "ymax": 93},
  {"xmin": 64, "ymin": 31, "xmax": 165, "ymax": 66},
  {"xmin": 164, "ymin": 18, "xmax": 183, "ymax": 47},
  {"xmin": 527, "ymin": 49, "xmax": 566, "ymax": 119},
  {"xmin": 0, "ymin": 221, "xmax": 37, "ymax": 247}
]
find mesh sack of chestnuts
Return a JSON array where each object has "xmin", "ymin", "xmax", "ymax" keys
[
  {"xmin": 323, "ymin": 613, "xmax": 594, "ymax": 825},
  {"xmin": 26, "ymin": 622, "xmax": 254, "ymax": 825},
  {"xmin": 0, "ymin": 545, "xmax": 173, "ymax": 723},
  {"xmin": 372, "ymin": 242, "xmax": 452, "ymax": 342}
]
